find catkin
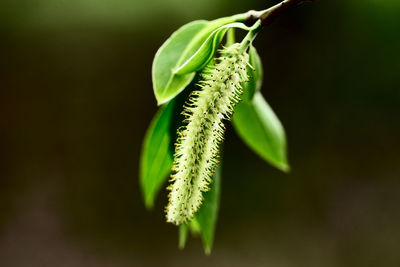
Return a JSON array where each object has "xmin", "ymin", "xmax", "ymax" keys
[{"xmin": 166, "ymin": 43, "xmax": 249, "ymax": 225}]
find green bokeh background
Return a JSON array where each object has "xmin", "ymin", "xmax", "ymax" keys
[{"xmin": 1, "ymin": 0, "xmax": 399, "ymax": 266}]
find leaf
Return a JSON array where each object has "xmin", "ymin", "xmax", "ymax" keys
[
  {"xmin": 174, "ymin": 22, "xmax": 253, "ymax": 75},
  {"xmin": 139, "ymin": 100, "xmax": 175, "ymax": 209},
  {"xmin": 172, "ymin": 14, "xmax": 245, "ymax": 75},
  {"xmin": 195, "ymin": 166, "xmax": 222, "ymax": 255},
  {"xmin": 242, "ymin": 45, "xmax": 263, "ymax": 102},
  {"xmin": 153, "ymin": 14, "xmax": 246, "ymax": 105},
  {"xmin": 178, "ymin": 224, "xmax": 188, "ymax": 250},
  {"xmin": 225, "ymin": 28, "xmax": 235, "ymax": 46},
  {"xmin": 233, "ymin": 92, "xmax": 289, "ymax": 172},
  {"xmin": 152, "ymin": 20, "xmax": 208, "ymax": 105},
  {"xmin": 177, "ymin": 167, "xmax": 221, "ymax": 254},
  {"xmin": 188, "ymin": 217, "xmax": 201, "ymax": 235},
  {"xmin": 178, "ymin": 216, "xmax": 202, "ymax": 250}
]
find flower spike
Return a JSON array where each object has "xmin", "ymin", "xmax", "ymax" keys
[{"xmin": 166, "ymin": 44, "xmax": 250, "ymax": 225}]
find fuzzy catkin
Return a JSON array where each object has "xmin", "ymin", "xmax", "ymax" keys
[{"xmin": 166, "ymin": 43, "xmax": 249, "ymax": 225}]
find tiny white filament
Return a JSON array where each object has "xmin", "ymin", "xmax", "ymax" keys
[{"xmin": 166, "ymin": 43, "xmax": 249, "ymax": 225}]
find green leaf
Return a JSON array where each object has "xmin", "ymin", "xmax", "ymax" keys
[
  {"xmin": 139, "ymin": 100, "xmax": 175, "ymax": 209},
  {"xmin": 188, "ymin": 217, "xmax": 201, "ymax": 235},
  {"xmin": 177, "ymin": 167, "xmax": 221, "ymax": 254},
  {"xmin": 225, "ymin": 28, "xmax": 235, "ymax": 46},
  {"xmin": 177, "ymin": 216, "xmax": 202, "ymax": 250},
  {"xmin": 152, "ymin": 20, "xmax": 207, "ymax": 105},
  {"xmin": 174, "ymin": 22, "xmax": 253, "ymax": 75},
  {"xmin": 178, "ymin": 224, "xmax": 188, "ymax": 250},
  {"xmin": 233, "ymin": 92, "xmax": 289, "ymax": 172},
  {"xmin": 172, "ymin": 14, "xmax": 245, "ymax": 75},
  {"xmin": 242, "ymin": 45, "xmax": 263, "ymax": 102},
  {"xmin": 153, "ymin": 14, "xmax": 246, "ymax": 105},
  {"xmin": 195, "ymin": 166, "xmax": 222, "ymax": 254}
]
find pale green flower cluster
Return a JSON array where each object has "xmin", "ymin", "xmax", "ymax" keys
[{"xmin": 166, "ymin": 44, "xmax": 249, "ymax": 225}]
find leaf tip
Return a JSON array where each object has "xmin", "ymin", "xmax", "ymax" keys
[
  {"xmin": 156, "ymin": 99, "xmax": 166, "ymax": 106},
  {"xmin": 279, "ymin": 162, "xmax": 291, "ymax": 173},
  {"xmin": 178, "ymin": 224, "xmax": 188, "ymax": 250},
  {"xmin": 178, "ymin": 241, "xmax": 186, "ymax": 250},
  {"xmin": 204, "ymin": 245, "xmax": 212, "ymax": 255},
  {"xmin": 156, "ymin": 93, "xmax": 176, "ymax": 106},
  {"xmin": 144, "ymin": 197, "xmax": 155, "ymax": 210}
]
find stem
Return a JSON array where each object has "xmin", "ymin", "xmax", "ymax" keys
[
  {"xmin": 226, "ymin": 28, "xmax": 236, "ymax": 46},
  {"xmin": 239, "ymin": 20, "xmax": 261, "ymax": 53},
  {"xmin": 246, "ymin": 0, "xmax": 314, "ymax": 26}
]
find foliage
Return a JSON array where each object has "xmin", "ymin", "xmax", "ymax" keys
[{"xmin": 139, "ymin": 3, "xmax": 303, "ymax": 253}]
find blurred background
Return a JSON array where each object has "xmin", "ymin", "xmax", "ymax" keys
[{"xmin": 1, "ymin": 0, "xmax": 399, "ymax": 266}]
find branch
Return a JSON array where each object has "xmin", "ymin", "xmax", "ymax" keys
[{"xmin": 246, "ymin": 0, "xmax": 315, "ymax": 26}]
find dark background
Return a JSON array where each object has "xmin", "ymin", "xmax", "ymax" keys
[{"xmin": 1, "ymin": 0, "xmax": 399, "ymax": 266}]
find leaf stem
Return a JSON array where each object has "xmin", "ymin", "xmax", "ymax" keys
[{"xmin": 239, "ymin": 20, "xmax": 261, "ymax": 53}]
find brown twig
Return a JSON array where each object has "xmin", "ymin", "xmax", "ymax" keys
[{"xmin": 246, "ymin": 0, "xmax": 315, "ymax": 26}]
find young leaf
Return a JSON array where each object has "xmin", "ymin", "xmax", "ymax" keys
[
  {"xmin": 195, "ymin": 166, "xmax": 221, "ymax": 255},
  {"xmin": 139, "ymin": 100, "xmax": 175, "ymax": 209},
  {"xmin": 188, "ymin": 217, "xmax": 201, "ymax": 235},
  {"xmin": 233, "ymin": 92, "xmax": 289, "ymax": 172},
  {"xmin": 242, "ymin": 45, "xmax": 263, "ymax": 102},
  {"xmin": 153, "ymin": 14, "xmax": 246, "ymax": 105},
  {"xmin": 152, "ymin": 20, "xmax": 208, "ymax": 105},
  {"xmin": 172, "ymin": 14, "xmax": 245, "ymax": 74},
  {"xmin": 178, "ymin": 224, "xmax": 188, "ymax": 250},
  {"xmin": 225, "ymin": 28, "xmax": 235, "ymax": 46},
  {"xmin": 174, "ymin": 22, "xmax": 253, "ymax": 75}
]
